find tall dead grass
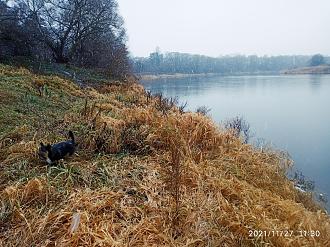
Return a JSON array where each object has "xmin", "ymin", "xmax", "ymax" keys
[{"xmin": 0, "ymin": 64, "xmax": 329, "ymax": 246}]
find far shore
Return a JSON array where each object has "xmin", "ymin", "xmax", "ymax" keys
[
  {"xmin": 139, "ymin": 71, "xmax": 278, "ymax": 80},
  {"xmin": 139, "ymin": 66, "xmax": 330, "ymax": 81},
  {"xmin": 282, "ymin": 64, "xmax": 330, "ymax": 75},
  {"xmin": 139, "ymin": 73, "xmax": 221, "ymax": 80}
]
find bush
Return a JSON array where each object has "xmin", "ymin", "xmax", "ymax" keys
[{"xmin": 224, "ymin": 116, "xmax": 251, "ymax": 144}]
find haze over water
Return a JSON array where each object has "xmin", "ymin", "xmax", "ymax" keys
[{"xmin": 142, "ymin": 74, "xmax": 330, "ymax": 207}]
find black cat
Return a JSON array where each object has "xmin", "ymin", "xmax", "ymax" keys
[{"xmin": 38, "ymin": 131, "xmax": 76, "ymax": 165}]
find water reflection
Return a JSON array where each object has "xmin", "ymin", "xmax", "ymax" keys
[{"xmin": 308, "ymin": 75, "xmax": 322, "ymax": 90}]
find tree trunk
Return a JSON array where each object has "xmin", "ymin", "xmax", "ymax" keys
[
  {"xmin": 54, "ymin": 47, "xmax": 69, "ymax": 63},
  {"xmin": 55, "ymin": 55, "xmax": 69, "ymax": 64}
]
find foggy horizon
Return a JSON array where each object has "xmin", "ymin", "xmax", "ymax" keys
[{"xmin": 118, "ymin": 0, "xmax": 330, "ymax": 57}]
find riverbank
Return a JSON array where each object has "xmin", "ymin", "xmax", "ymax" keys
[
  {"xmin": 282, "ymin": 65, "xmax": 330, "ymax": 74},
  {"xmin": 0, "ymin": 64, "xmax": 329, "ymax": 246}
]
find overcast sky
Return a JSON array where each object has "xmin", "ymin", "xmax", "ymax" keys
[{"xmin": 118, "ymin": 0, "xmax": 330, "ymax": 57}]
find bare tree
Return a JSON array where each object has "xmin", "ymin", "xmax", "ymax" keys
[
  {"xmin": 0, "ymin": 1, "xmax": 36, "ymax": 57},
  {"xmin": 5, "ymin": 0, "xmax": 127, "ymax": 66},
  {"xmin": 16, "ymin": 0, "xmax": 124, "ymax": 63},
  {"xmin": 1, "ymin": 0, "xmax": 131, "ymax": 77}
]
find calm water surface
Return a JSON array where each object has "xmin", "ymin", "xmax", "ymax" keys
[{"xmin": 142, "ymin": 74, "xmax": 330, "ymax": 207}]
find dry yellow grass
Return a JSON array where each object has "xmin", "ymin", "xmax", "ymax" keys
[{"xmin": 0, "ymin": 64, "xmax": 329, "ymax": 246}]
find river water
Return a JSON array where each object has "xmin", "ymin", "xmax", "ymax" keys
[{"xmin": 141, "ymin": 74, "xmax": 330, "ymax": 208}]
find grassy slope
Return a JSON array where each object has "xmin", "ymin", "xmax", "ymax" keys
[{"xmin": 0, "ymin": 64, "xmax": 329, "ymax": 246}]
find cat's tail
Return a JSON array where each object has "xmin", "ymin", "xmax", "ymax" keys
[{"xmin": 69, "ymin": 130, "xmax": 75, "ymax": 144}]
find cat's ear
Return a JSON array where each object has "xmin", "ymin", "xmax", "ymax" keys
[
  {"xmin": 46, "ymin": 144, "xmax": 52, "ymax": 151},
  {"xmin": 40, "ymin": 142, "xmax": 45, "ymax": 147}
]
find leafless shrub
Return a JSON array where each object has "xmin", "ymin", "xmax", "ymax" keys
[
  {"xmin": 196, "ymin": 106, "xmax": 211, "ymax": 116},
  {"xmin": 164, "ymin": 144, "xmax": 185, "ymax": 236},
  {"xmin": 292, "ymin": 171, "xmax": 315, "ymax": 192},
  {"xmin": 170, "ymin": 147, "xmax": 181, "ymax": 233},
  {"xmin": 145, "ymin": 90, "xmax": 152, "ymax": 104},
  {"xmin": 224, "ymin": 116, "xmax": 251, "ymax": 144},
  {"xmin": 169, "ymin": 96, "xmax": 178, "ymax": 108},
  {"xmin": 178, "ymin": 101, "xmax": 187, "ymax": 114},
  {"xmin": 154, "ymin": 93, "xmax": 176, "ymax": 115},
  {"xmin": 94, "ymin": 122, "xmax": 109, "ymax": 153},
  {"xmin": 82, "ymin": 98, "xmax": 88, "ymax": 117}
]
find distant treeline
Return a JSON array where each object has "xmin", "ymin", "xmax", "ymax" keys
[
  {"xmin": 133, "ymin": 52, "xmax": 330, "ymax": 75},
  {"xmin": 0, "ymin": 0, "xmax": 131, "ymax": 78}
]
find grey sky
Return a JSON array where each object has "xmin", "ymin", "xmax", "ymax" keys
[{"xmin": 118, "ymin": 0, "xmax": 330, "ymax": 57}]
